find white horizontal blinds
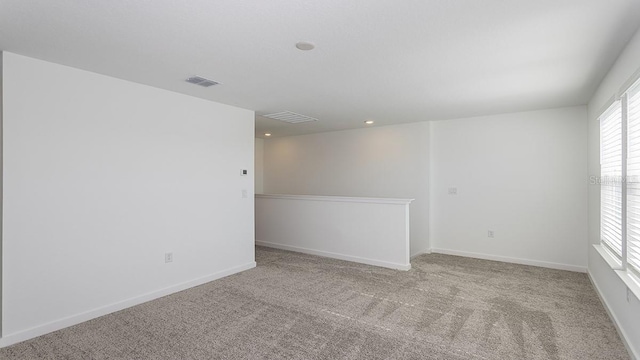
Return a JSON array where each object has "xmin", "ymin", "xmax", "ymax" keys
[
  {"xmin": 601, "ymin": 101, "xmax": 623, "ymax": 257},
  {"xmin": 627, "ymin": 81, "xmax": 640, "ymax": 274}
]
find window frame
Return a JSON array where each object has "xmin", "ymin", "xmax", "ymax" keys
[
  {"xmin": 625, "ymin": 79, "xmax": 640, "ymax": 276},
  {"xmin": 598, "ymin": 75, "xmax": 640, "ymax": 295}
]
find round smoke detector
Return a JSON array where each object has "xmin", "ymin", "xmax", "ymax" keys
[{"xmin": 295, "ymin": 41, "xmax": 315, "ymax": 51}]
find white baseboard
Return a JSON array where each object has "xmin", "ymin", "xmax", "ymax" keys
[
  {"xmin": 430, "ymin": 248, "xmax": 587, "ymax": 273},
  {"xmin": 0, "ymin": 261, "xmax": 256, "ymax": 348},
  {"xmin": 411, "ymin": 249, "xmax": 432, "ymax": 259},
  {"xmin": 256, "ymin": 240, "xmax": 411, "ymax": 271},
  {"xmin": 588, "ymin": 271, "xmax": 638, "ymax": 360}
]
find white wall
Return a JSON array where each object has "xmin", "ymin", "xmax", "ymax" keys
[
  {"xmin": 256, "ymin": 194, "xmax": 412, "ymax": 270},
  {"xmin": 0, "ymin": 52, "xmax": 4, "ymax": 337},
  {"xmin": 263, "ymin": 122, "xmax": 430, "ymax": 257},
  {"xmin": 1, "ymin": 53, "xmax": 256, "ymax": 345},
  {"xmin": 255, "ymin": 138, "xmax": 264, "ymax": 194},
  {"xmin": 587, "ymin": 27, "xmax": 640, "ymax": 359},
  {"xmin": 430, "ymin": 106, "xmax": 588, "ymax": 272},
  {"xmin": 262, "ymin": 110, "xmax": 589, "ymax": 267}
]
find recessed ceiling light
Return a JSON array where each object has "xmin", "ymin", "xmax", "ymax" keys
[
  {"xmin": 364, "ymin": 120, "xmax": 374, "ymax": 125},
  {"xmin": 295, "ymin": 42, "xmax": 315, "ymax": 51},
  {"xmin": 264, "ymin": 133, "xmax": 272, "ymax": 137}
]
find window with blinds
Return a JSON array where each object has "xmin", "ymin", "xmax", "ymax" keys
[
  {"xmin": 627, "ymin": 81, "xmax": 640, "ymax": 275},
  {"xmin": 600, "ymin": 75, "xmax": 640, "ymax": 280},
  {"xmin": 600, "ymin": 101, "xmax": 623, "ymax": 257}
]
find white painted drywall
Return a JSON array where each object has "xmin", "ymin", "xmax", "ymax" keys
[
  {"xmin": 255, "ymin": 138, "xmax": 264, "ymax": 194},
  {"xmin": 587, "ymin": 27, "xmax": 640, "ymax": 359},
  {"xmin": 1, "ymin": 53, "xmax": 256, "ymax": 345},
  {"xmin": 263, "ymin": 122, "xmax": 430, "ymax": 257},
  {"xmin": 430, "ymin": 106, "xmax": 588, "ymax": 272},
  {"xmin": 0, "ymin": 52, "xmax": 4, "ymax": 338},
  {"xmin": 255, "ymin": 194, "xmax": 412, "ymax": 270}
]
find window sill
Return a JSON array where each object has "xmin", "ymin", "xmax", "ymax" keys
[{"xmin": 593, "ymin": 244, "xmax": 640, "ymax": 302}]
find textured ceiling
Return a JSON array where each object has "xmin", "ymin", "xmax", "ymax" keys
[{"xmin": 1, "ymin": 0, "xmax": 639, "ymax": 138}]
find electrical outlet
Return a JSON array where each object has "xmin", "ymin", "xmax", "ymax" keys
[
  {"xmin": 488, "ymin": 230, "xmax": 495, "ymax": 238},
  {"xmin": 165, "ymin": 252, "xmax": 173, "ymax": 263},
  {"xmin": 448, "ymin": 187, "xmax": 458, "ymax": 195}
]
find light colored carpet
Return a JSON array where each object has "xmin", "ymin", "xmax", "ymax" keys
[{"xmin": 0, "ymin": 246, "xmax": 628, "ymax": 359}]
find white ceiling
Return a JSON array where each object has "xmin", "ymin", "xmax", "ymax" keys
[{"xmin": 1, "ymin": 1, "xmax": 639, "ymax": 138}]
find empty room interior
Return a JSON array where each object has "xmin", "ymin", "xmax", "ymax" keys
[{"xmin": 1, "ymin": 1, "xmax": 640, "ymax": 359}]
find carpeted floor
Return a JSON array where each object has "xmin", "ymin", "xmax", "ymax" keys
[{"xmin": 0, "ymin": 246, "xmax": 629, "ymax": 359}]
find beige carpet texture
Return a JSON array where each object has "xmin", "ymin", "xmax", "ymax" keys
[{"xmin": 0, "ymin": 247, "xmax": 629, "ymax": 359}]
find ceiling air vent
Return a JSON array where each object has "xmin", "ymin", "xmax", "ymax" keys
[
  {"xmin": 186, "ymin": 76, "xmax": 220, "ymax": 87},
  {"xmin": 262, "ymin": 111, "xmax": 318, "ymax": 124}
]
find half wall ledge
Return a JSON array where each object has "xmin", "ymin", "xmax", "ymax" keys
[{"xmin": 255, "ymin": 194, "xmax": 413, "ymax": 270}]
